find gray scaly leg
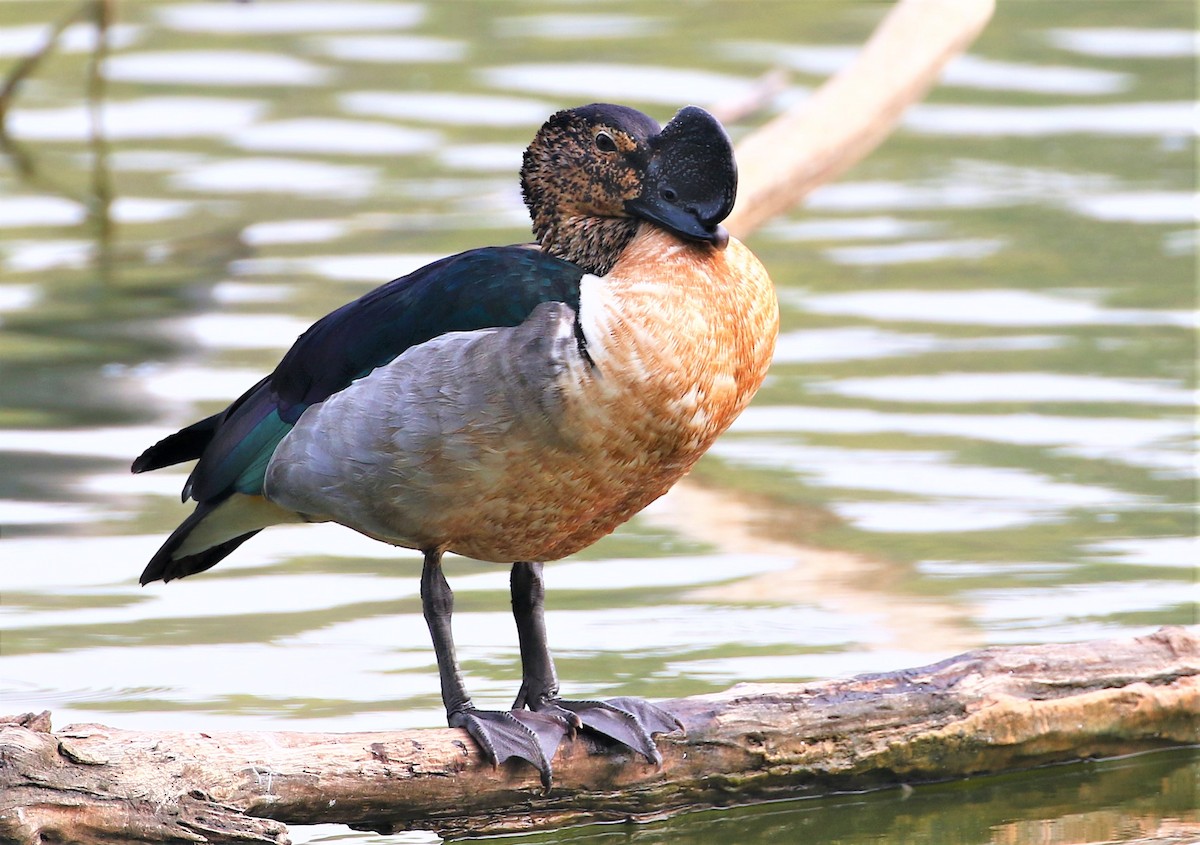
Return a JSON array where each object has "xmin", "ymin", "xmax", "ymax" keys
[{"xmin": 421, "ymin": 550, "xmax": 569, "ymax": 787}]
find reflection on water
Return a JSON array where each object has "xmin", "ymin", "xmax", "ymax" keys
[
  {"xmin": 233, "ymin": 252, "xmax": 447, "ymax": 281},
  {"xmin": 104, "ymin": 50, "xmax": 331, "ymax": 86},
  {"xmin": 481, "ymin": 63, "xmax": 762, "ymax": 104},
  {"xmin": 1068, "ymin": 190, "xmax": 1197, "ymax": 224},
  {"xmin": 155, "ymin": 2, "xmax": 425, "ymax": 34},
  {"xmin": 820, "ymin": 237, "xmax": 1005, "ymax": 265},
  {"xmin": 791, "ymin": 288, "xmax": 1196, "ymax": 327},
  {"xmin": 1047, "ymin": 27, "xmax": 1199, "ymax": 58},
  {"xmin": 339, "ymin": 91, "xmax": 551, "ymax": 124},
  {"xmin": 809, "ymin": 371, "xmax": 1194, "ymax": 405},
  {"xmin": 0, "ymin": 196, "xmax": 88, "ymax": 228},
  {"xmin": 723, "ymin": 42, "xmax": 1135, "ymax": 95},
  {"xmin": 170, "ymin": 156, "xmax": 381, "ymax": 196},
  {"xmin": 903, "ymin": 101, "xmax": 1196, "ymax": 136},
  {"xmin": 0, "ymin": 22, "xmax": 141, "ymax": 56},
  {"xmin": 773, "ymin": 327, "xmax": 1063, "ymax": 364},
  {"xmin": 0, "ymin": 0, "xmax": 1194, "ymax": 843},
  {"xmin": 494, "ymin": 13, "xmax": 668, "ymax": 42},
  {"xmin": 7, "ymin": 96, "xmax": 268, "ymax": 140},
  {"xmin": 505, "ymin": 748, "xmax": 1199, "ymax": 845},
  {"xmin": 731, "ymin": 406, "xmax": 1192, "ymax": 474},
  {"xmin": 228, "ymin": 118, "xmax": 440, "ymax": 156},
  {"xmin": 313, "ymin": 34, "xmax": 466, "ymax": 64}
]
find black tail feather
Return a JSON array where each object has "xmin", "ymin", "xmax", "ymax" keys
[
  {"xmin": 132, "ymin": 413, "xmax": 221, "ymax": 475},
  {"xmin": 139, "ymin": 499, "xmax": 260, "ymax": 585}
]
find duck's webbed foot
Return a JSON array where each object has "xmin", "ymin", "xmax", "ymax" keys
[
  {"xmin": 449, "ymin": 707, "xmax": 572, "ymax": 788},
  {"xmin": 527, "ymin": 695, "xmax": 682, "ymax": 765},
  {"xmin": 511, "ymin": 561, "xmax": 682, "ymax": 766}
]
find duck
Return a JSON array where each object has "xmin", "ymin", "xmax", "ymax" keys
[{"xmin": 133, "ymin": 102, "xmax": 778, "ymax": 785}]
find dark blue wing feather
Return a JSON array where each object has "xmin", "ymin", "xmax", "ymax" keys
[{"xmin": 184, "ymin": 246, "xmax": 585, "ymax": 503}]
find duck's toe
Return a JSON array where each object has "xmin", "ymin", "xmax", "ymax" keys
[
  {"xmin": 450, "ymin": 707, "xmax": 571, "ymax": 788},
  {"xmin": 535, "ymin": 696, "xmax": 683, "ymax": 765}
]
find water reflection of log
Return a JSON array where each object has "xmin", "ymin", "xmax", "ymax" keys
[
  {"xmin": 2, "ymin": 629, "xmax": 1196, "ymax": 844},
  {"xmin": 652, "ymin": 480, "xmax": 984, "ymax": 655}
]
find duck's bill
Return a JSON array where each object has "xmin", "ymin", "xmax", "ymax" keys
[{"xmin": 625, "ymin": 106, "xmax": 737, "ymax": 248}]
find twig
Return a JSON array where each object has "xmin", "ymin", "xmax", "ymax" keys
[
  {"xmin": 0, "ymin": 1, "xmax": 101, "ymax": 205},
  {"xmin": 707, "ymin": 68, "xmax": 791, "ymax": 126},
  {"xmin": 0, "ymin": 1, "xmax": 91, "ymax": 131},
  {"xmin": 86, "ymin": 0, "xmax": 115, "ymax": 284}
]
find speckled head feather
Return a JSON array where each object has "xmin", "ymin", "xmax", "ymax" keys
[
  {"xmin": 521, "ymin": 104, "xmax": 658, "ymax": 275},
  {"xmin": 521, "ymin": 103, "xmax": 736, "ymax": 275}
]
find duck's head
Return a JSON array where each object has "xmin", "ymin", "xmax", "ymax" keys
[{"xmin": 521, "ymin": 103, "xmax": 737, "ymax": 275}]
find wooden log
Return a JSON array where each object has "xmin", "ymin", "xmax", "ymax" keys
[{"xmin": 2, "ymin": 628, "xmax": 1196, "ymax": 843}]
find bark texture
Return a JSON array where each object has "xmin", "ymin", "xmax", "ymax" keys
[{"xmin": 2, "ymin": 628, "xmax": 1197, "ymax": 843}]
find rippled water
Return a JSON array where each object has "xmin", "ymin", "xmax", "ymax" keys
[{"xmin": 0, "ymin": 1, "xmax": 1195, "ymax": 843}]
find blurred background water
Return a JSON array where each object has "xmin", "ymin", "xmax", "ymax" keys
[{"xmin": 0, "ymin": 1, "xmax": 1195, "ymax": 843}]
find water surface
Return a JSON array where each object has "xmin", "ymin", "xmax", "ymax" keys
[{"xmin": 0, "ymin": 1, "xmax": 1195, "ymax": 842}]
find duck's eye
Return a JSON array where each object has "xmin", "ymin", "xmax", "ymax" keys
[{"xmin": 594, "ymin": 131, "xmax": 618, "ymax": 153}]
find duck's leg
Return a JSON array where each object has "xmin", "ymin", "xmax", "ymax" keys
[
  {"xmin": 510, "ymin": 561, "xmax": 682, "ymax": 765},
  {"xmin": 420, "ymin": 549, "xmax": 569, "ymax": 787}
]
